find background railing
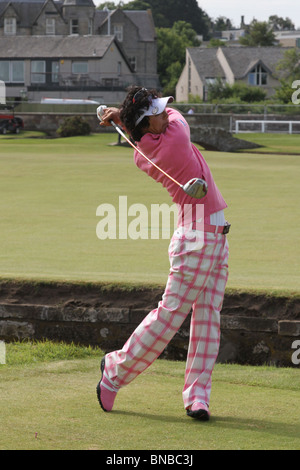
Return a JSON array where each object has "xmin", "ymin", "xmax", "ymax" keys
[
  {"xmin": 28, "ymin": 71, "xmax": 139, "ymax": 90},
  {"xmin": 174, "ymin": 103, "xmax": 300, "ymax": 115},
  {"xmin": 235, "ymin": 119, "xmax": 300, "ymax": 134}
]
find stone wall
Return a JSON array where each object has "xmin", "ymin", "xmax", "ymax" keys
[
  {"xmin": 15, "ymin": 111, "xmax": 300, "ymax": 138},
  {"xmin": 13, "ymin": 111, "xmax": 232, "ymax": 136},
  {"xmin": 0, "ymin": 281, "xmax": 299, "ymax": 367}
]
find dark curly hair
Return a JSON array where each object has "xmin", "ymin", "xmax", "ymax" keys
[{"xmin": 120, "ymin": 86, "xmax": 161, "ymax": 142}]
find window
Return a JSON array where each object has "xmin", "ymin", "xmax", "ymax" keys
[
  {"xmin": 70, "ymin": 19, "xmax": 79, "ymax": 35},
  {"xmin": 51, "ymin": 62, "xmax": 59, "ymax": 83},
  {"xmin": 188, "ymin": 58, "xmax": 191, "ymax": 94},
  {"xmin": 103, "ymin": 78, "xmax": 119, "ymax": 87},
  {"xmin": 0, "ymin": 61, "xmax": 24, "ymax": 82},
  {"xmin": 205, "ymin": 78, "xmax": 219, "ymax": 85},
  {"xmin": 0, "ymin": 61, "xmax": 9, "ymax": 82},
  {"xmin": 31, "ymin": 61, "xmax": 46, "ymax": 83},
  {"xmin": 88, "ymin": 19, "xmax": 93, "ymax": 35},
  {"xmin": 113, "ymin": 25, "xmax": 123, "ymax": 42},
  {"xmin": 72, "ymin": 62, "xmax": 88, "ymax": 74},
  {"xmin": 0, "ymin": 81, "xmax": 5, "ymax": 104},
  {"xmin": 4, "ymin": 18, "xmax": 16, "ymax": 35},
  {"xmin": 248, "ymin": 64, "xmax": 268, "ymax": 86},
  {"xmin": 128, "ymin": 56, "xmax": 136, "ymax": 72},
  {"xmin": 11, "ymin": 61, "xmax": 24, "ymax": 82},
  {"xmin": 46, "ymin": 18, "xmax": 55, "ymax": 35}
]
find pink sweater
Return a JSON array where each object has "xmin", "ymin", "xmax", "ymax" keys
[{"xmin": 134, "ymin": 108, "xmax": 227, "ymax": 225}]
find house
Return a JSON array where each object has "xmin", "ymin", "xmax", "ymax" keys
[
  {"xmin": 274, "ymin": 31, "xmax": 300, "ymax": 47},
  {"xmin": 0, "ymin": 0, "xmax": 159, "ymax": 102},
  {"xmin": 95, "ymin": 8, "xmax": 159, "ymax": 89},
  {"xmin": 220, "ymin": 29, "xmax": 245, "ymax": 43},
  {"xmin": 0, "ymin": 0, "xmax": 97, "ymax": 37},
  {"xmin": 0, "ymin": 34, "xmax": 136, "ymax": 102},
  {"xmin": 176, "ymin": 48, "xmax": 225, "ymax": 102},
  {"xmin": 210, "ymin": 15, "xmax": 247, "ymax": 45},
  {"xmin": 176, "ymin": 46, "xmax": 291, "ymax": 102}
]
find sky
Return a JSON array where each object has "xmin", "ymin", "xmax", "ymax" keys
[
  {"xmin": 95, "ymin": 1, "xmax": 300, "ymax": 30},
  {"xmin": 197, "ymin": 0, "xmax": 300, "ymax": 29}
]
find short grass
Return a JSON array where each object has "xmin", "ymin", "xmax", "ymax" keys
[
  {"xmin": 0, "ymin": 132, "xmax": 299, "ymax": 293},
  {"xmin": 0, "ymin": 341, "xmax": 299, "ymax": 450},
  {"xmin": 4, "ymin": 339, "xmax": 100, "ymax": 365},
  {"xmin": 0, "ymin": 130, "xmax": 47, "ymax": 140},
  {"xmin": 236, "ymin": 132, "xmax": 300, "ymax": 154}
]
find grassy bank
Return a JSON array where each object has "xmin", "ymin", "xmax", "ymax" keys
[{"xmin": 0, "ymin": 340, "xmax": 299, "ymax": 450}]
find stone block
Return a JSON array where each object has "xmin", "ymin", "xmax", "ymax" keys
[
  {"xmin": 0, "ymin": 320, "xmax": 35, "ymax": 340},
  {"xmin": 221, "ymin": 315, "xmax": 277, "ymax": 332},
  {"xmin": 278, "ymin": 321, "xmax": 300, "ymax": 337}
]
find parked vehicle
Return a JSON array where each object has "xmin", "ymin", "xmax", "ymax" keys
[
  {"xmin": 41, "ymin": 97, "xmax": 100, "ymax": 105},
  {"xmin": 0, "ymin": 115, "xmax": 24, "ymax": 134}
]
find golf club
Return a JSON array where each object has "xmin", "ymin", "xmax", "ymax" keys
[{"xmin": 97, "ymin": 105, "xmax": 208, "ymax": 199}]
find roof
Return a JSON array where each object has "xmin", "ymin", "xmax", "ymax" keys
[
  {"xmin": 94, "ymin": 8, "xmax": 156, "ymax": 42},
  {"xmin": 123, "ymin": 10, "xmax": 156, "ymax": 41},
  {"xmin": 0, "ymin": 0, "xmax": 61, "ymax": 28},
  {"xmin": 0, "ymin": 2, "xmax": 156, "ymax": 42},
  {"xmin": 188, "ymin": 47, "xmax": 225, "ymax": 80},
  {"xmin": 62, "ymin": 0, "xmax": 94, "ymax": 6},
  {"xmin": 0, "ymin": 35, "xmax": 117, "ymax": 58},
  {"xmin": 220, "ymin": 46, "xmax": 290, "ymax": 78}
]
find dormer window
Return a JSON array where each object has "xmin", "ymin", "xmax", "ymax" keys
[
  {"xmin": 70, "ymin": 19, "xmax": 79, "ymax": 35},
  {"xmin": 129, "ymin": 56, "xmax": 137, "ymax": 72},
  {"xmin": 4, "ymin": 18, "xmax": 16, "ymax": 35},
  {"xmin": 46, "ymin": 18, "xmax": 55, "ymax": 35},
  {"xmin": 113, "ymin": 24, "xmax": 123, "ymax": 42},
  {"xmin": 248, "ymin": 64, "xmax": 268, "ymax": 86}
]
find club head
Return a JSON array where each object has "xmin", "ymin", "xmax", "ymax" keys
[
  {"xmin": 97, "ymin": 105, "xmax": 107, "ymax": 122},
  {"xmin": 181, "ymin": 178, "xmax": 208, "ymax": 199}
]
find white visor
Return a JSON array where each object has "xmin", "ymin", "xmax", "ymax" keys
[{"xmin": 135, "ymin": 96, "xmax": 174, "ymax": 127}]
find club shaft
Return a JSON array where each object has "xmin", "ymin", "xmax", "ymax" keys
[{"xmin": 111, "ymin": 121, "xmax": 182, "ymax": 188}]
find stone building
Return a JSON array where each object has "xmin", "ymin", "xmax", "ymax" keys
[
  {"xmin": 176, "ymin": 46, "xmax": 290, "ymax": 102},
  {"xmin": 0, "ymin": 0, "xmax": 159, "ymax": 102}
]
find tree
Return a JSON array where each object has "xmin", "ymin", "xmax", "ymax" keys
[
  {"xmin": 276, "ymin": 48, "xmax": 300, "ymax": 81},
  {"xmin": 163, "ymin": 61, "xmax": 183, "ymax": 96},
  {"xmin": 208, "ymin": 38, "xmax": 226, "ymax": 48},
  {"xmin": 96, "ymin": 2, "xmax": 121, "ymax": 9},
  {"xmin": 119, "ymin": 0, "xmax": 151, "ymax": 10},
  {"xmin": 268, "ymin": 15, "xmax": 295, "ymax": 31},
  {"xmin": 275, "ymin": 49, "xmax": 300, "ymax": 103},
  {"xmin": 213, "ymin": 16, "xmax": 233, "ymax": 31},
  {"xmin": 239, "ymin": 20, "xmax": 276, "ymax": 46},
  {"xmin": 207, "ymin": 79, "xmax": 267, "ymax": 103},
  {"xmin": 119, "ymin": 0, "xmax": 211, "ymax": 39},
  {"xmin": 156, "ymin": 21, "xmax": 200, "ymax": 95},
  {"xmin": 172, "ymin": 20, "xmax": 201, "ymax": 44},
  {"xmin": 207, "ymin": 77, "xmax": 230, "ymax": 101}
]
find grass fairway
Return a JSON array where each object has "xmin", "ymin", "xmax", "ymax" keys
[
  {"xmin": 0, "ymin": 132, "xmax": 299, "ymax": 293},
  {"xmin": 1, "ymin": 341, "xmax": 300, "ymax": 450},
  {"xmin": 237, "ymin": 132, "xmax": 300, "ymax": 154}
]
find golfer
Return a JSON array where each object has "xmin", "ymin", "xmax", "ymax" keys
[{"xmin": 97, "ymin": 86, "xmax": 229, "ymax": 421}]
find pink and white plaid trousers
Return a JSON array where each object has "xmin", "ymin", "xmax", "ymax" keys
[{"xmin": 105, "ymin": 227, "xmax": 229, "ymax": 409}]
